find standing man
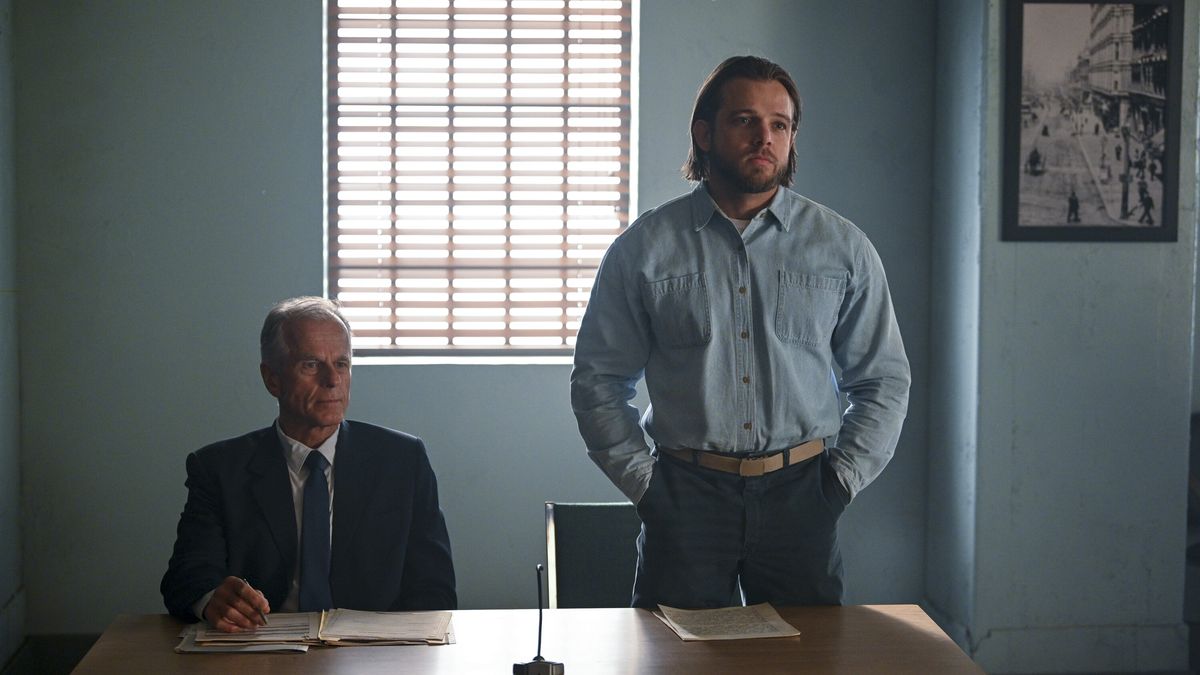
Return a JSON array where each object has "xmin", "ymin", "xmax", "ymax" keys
[
  {"xmin": 162, "ymin": 297, "xmax": 456, "ymax": 631},
  {"xmin": 1138, "ymin": 187, "xmax": 1155, "ymax": 225},
  {"xmin": 571, "ymin": 56, "xmax": 910, "ymax": 609}
]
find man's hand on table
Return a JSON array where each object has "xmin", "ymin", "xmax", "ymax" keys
[{"xmin": 202, "ymin": 576, "xmax": 270, "ymax": 633}]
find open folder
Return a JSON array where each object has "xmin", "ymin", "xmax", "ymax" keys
[{"xmin": 176, "ymin": 609, "xmax": 453, "ymax": 653}]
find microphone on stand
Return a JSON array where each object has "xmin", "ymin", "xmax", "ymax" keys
[{"xmin": 513, "ymin": 563, "xmax": 564, "ymax": 675}]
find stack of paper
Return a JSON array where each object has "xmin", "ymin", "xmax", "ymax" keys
[
  {"xmin": 177, "ymin": 613, "xmax": 321, "ymax": 653},
  {"xmin": 654, "ymin": 603, "xmax": 801, "ymax": 641},
  {"xmin": 318, "ymin": 609, "xmax": 453, "ymax": 646}
]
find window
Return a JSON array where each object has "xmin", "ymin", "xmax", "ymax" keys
[{"xmin": 326, "ymin": 0, "xmax": 634, "ymax": 356}]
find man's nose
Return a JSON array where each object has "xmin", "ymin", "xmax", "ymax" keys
[
  {"xmin": 752, "ymin": 121, "xmax": 772, "ymax": 145},
  {"xmin": 320, "ymin": 364, "xmax": 341, "ymax": 386}
]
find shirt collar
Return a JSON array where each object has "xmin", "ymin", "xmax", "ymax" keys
[
  {"xmin": 275, "ymin": 421, "xmax": 339, "ymax": 474},
  {"xmin": 689, "ymin": 182, "xmax": 793, "ymax": 232}
]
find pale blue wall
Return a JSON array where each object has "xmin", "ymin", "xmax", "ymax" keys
[
  {"xmin": 14, "ymin": 0, "xmax": 324, "ymax": 633},
  {"xmin": 0, "ymin": 0, "xmax": 24, "ymax": 666},
  {"xmin": 967, "ymin": 2, "xmax": 1199, "ymax": 672}
]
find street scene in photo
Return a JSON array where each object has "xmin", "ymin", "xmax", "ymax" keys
[{"xmin": 1018, "ymin": 3, "xmax": 1170, "ymax": 228}]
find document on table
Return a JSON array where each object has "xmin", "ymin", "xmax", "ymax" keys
[
  {"xmin": 318, "ymin": 608, "xmax": 453, "ymax": 645},
  {"xmin": 190, "ymin": 612, "xmax": 321, "ymax": 645},
  {"xmin": 177, "ymin": 613, "xmax": 320, "ymax": 653},
  {"xmin": 175, "ymin": 627, "xmax": 309, "ymax": 653},
  {"xmin": 655, "ymin": 603, "xmax": 801, "ymax": 641}
]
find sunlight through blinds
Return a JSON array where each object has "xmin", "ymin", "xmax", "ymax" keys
[{"xmin": 327, "ymin": 0, "xmax": 633, "ymax": 355}]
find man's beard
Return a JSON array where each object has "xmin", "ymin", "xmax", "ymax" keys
[{"xmin": 708, "ymin": 148, "xmax": 788, "ymax": 194}]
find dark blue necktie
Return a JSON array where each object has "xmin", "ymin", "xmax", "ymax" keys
[{"xmin": 299, "ymin": 451, "xmax": 333, "ymax": 612}]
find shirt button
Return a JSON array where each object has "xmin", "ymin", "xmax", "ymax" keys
[
  {"xmin": 742, "ymin": 376, "xmax": 750, "ymax": 384},
  {"xmin": 740, "ymin": 331, "xmax": 749, "ymax": 339},
  {"xmin": 738, "ymin": 286, "xmax": 747, "ymax": 295},
  {"xmin": 743, "ymin": 422, "xmax": 752, "ymax": 430}
]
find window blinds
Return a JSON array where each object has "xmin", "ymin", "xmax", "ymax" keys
[{"xmin": 327, "ymin": 0, "xmax": 633, "ymax": 354}]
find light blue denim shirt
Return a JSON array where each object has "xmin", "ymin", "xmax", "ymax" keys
[{"xmin": 570, "ymin": 183, "xmax": 910, "ymax": 504}]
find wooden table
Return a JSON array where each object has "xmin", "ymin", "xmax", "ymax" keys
[{"xmin": 73, "ymin": 605, "xmax": 983, "ymax": 674}]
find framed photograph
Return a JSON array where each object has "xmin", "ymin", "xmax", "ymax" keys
[{"xmin": 1003, "ymin": 0, "xmax": 1182, "ymax": 241}]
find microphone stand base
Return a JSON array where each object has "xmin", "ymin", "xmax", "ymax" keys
[{"xmin": 513, "ymin": 658, "xmax": 564, "ymax": 674}]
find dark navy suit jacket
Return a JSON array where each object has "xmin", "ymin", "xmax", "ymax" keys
[{"xmin": 161, "ymin": 420, "xmax": 456, "ymax": 620}]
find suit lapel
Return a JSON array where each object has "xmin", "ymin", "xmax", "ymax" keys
[{"xmin": 247, "ymin": 427, "xmax": 298, "ymax": 576}]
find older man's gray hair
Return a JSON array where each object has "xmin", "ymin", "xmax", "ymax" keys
[{"xmin": 260, "ymin": 296, "xmax": 354, "ymax": 371}]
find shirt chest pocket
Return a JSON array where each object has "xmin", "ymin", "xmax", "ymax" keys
[
  {"xmin": 775, "ymin": 271, "xmax": 847, "ymax": 347},
  {"xmin": 642, "ymin": 272, "xmax": 711, "ymax": 348}
]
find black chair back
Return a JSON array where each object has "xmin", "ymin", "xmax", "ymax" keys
[{"xmin": 544, "ymin": 501, "xmax": 641, "ymax": 608}]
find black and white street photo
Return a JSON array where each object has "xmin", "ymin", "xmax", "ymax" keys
[{"xmin": 1004, "ymin": 1, "xmax": 1180, "ymax": 241}]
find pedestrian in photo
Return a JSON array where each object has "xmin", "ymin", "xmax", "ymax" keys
[
  {"xmin": 1067, "ymin": 189, "xmax": 1080, "ymax": 223},
  {"xmin": 1138, "ymin": 189, "xmax": 1155, "ymax": 225}
]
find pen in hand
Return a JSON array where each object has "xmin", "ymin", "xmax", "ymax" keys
[{"xmin": 240, "ymin": 577, "xmax": 269, "ymax": 626}]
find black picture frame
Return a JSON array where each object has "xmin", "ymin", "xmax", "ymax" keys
[{"xmin": 1003, "ymin": 0, "xmax": 1182, "ymax": 241}]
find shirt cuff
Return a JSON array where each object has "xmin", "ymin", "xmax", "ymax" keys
[
  {"xmin": 628, "ymin": 464, "xmax": 656, "ymax": 504},
  {"xmin": 192, "ymin": 589, "xmax": 216, "ymax": 623}
]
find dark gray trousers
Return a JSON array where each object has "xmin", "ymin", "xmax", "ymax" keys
[{"xmin": 631, "ymin": 449, "xmax": 848, "ymax": 609}]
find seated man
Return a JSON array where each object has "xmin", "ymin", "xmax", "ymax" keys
[{"xmin": 161, "ymin": 297, "xmax": 456, "ymax": 631}]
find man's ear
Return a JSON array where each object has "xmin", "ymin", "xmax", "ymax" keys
[
  {"xmin": 260, "ymin": 362, "xmax": 281, "ymax": 399},
  {"xmin": 692, "ymin": 118, "xmax": 712, "ymax": 153}
]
